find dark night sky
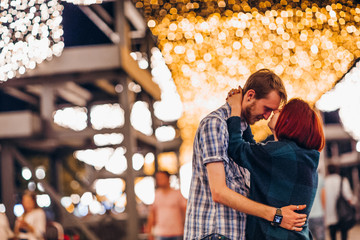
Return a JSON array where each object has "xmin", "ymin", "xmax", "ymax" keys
[{"xmin": 61, "ymin": 2, "xmax": 112, "ymax": 47}]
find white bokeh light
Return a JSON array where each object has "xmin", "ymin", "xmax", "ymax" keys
[
  {"xmin": 71, "ymin": 194, "xmax": 81, "ymax": 204},
  {"xmin": 14, "ymin": 204, "xmax": 24, "ymax": 217},
  {"xmin": 37, "ymin": 182, "xmax": 45, "ymax": 192},
  {"xmin": 74, "ymin": 202, "xmax": 88, "ymax": 218},
  {"xmin": 131, "ymin": 101, "xmax": 153, "ymax": 136},
  {"xmin": 22, "ymin": 167, "xmax": 32, "ymax": 181},
  {"xmin": 356, "ymin": 142, "xmax": 360, "ymax": 152},
  {"xmin": 80, "ymin": 192, "xmax": 93, "ymax": 206},
  {"xmin": 36, "ymin": 194, "xmax": 51, "ymax": 208},
  {"xmin": 151, "ymin": 47, "xmax": 183, "ymax": 122},
  {"xmin": 28, "ymin": 182, "xmax": 36, "ymax": 191},
  {"xmin": 75, "ymin": 147, "xmax": 114, "ymax": 170},
  {"xmin": 155, "ymin": 126, "xmax": 176, "ymax": 142},
  {"xmin": 53, "ymin": 107, "xmax": 88, "ymax": 131},
  {"xmin": 61, "ymin": 196, "xmax": 72, "ymax": 208},
  {"xmin": 134, "ymin": 177, "xmax": 155, "ymax": 205},
  {"xmin": 105, "ymin": 147, "xmax": 128, "ymax": 174},
  {"xmin": 90, "ymin": 104, "xmax": 124, "ymax": 130},
  {"xmin": 35, "ymin": 166, "xmax": 46, "ymax": 180},
  {"xmin": 145, "ymin": 152, "xmax": 155, "ymax": 164},
  {"xmin": 180, "ymin": 162, "xmax": 192, "ymax": 199},
  {"xmin": 0, "ymin": 204, "xmax": 5, "ymax": 213},
  {"xmin": 93, "ymin": 133, "xmax": 124, "ymax": 146},
  {"xmin": 132, "ymin": 153, "xmax": 145, "ymax": 171},
  {"xmin": 114, "ymin": 193, "xmax": 127, "ymax": 213},
  {"xmin": 94, "ymin": 178, "xmax": 124, "ymax": 203},
  {"xmin": 89, "ymin": 200, "xmax": 105, "ymax": 215},
  {"xmin": 75, "ymin": 147, "xmax": 128, "ymax": 174}
]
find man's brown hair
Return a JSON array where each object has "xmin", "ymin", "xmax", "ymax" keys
[{"xmin": 243, "ymin": 69, "xmax": 287, "ymax": 105}]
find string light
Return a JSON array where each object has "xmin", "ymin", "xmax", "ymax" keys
[
  {"xmin": 62, "ymin": 0, "xmax": 103, "ymax": 5},
  {"xmin": 135, "ymin": 0, "xmax": 360, "ymax": 164},
  {"xmin": 0, "ymin": 0, "xmax": 64, "ymax": 82},
  {"xmin": 317, "ymin": 60, "xmax": 360, "ymax": 141}
]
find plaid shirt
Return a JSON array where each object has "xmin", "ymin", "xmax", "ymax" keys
[
  {"xmin": 184, "ymin": 104, "xmax": 251, "ymax": 240},
  {"xmin": 227, "ymin": 116, "xmax": 319, "ymax": 240}
]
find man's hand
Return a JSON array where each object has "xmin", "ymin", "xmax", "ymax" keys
[
  {"xmin": 280, "ymin": 205, "xmax": 307, "ymax": 231},
  {"xmin": 226, "ymin": 86, "xmax": 242, "ymax": 117}
]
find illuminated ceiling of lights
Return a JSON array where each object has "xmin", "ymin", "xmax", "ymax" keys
[
  {"xmin": 134, "ymin": 0, "xmax": 360, "ymax": 164},
  {"xmin": 0, "ymin": 0, "xmax": 64, "ymax": 81}
]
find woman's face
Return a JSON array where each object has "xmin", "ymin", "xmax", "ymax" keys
[
  {"xmin": 268, "ymin": 109, "xmax": 281, "ymax": 133},
  {"xmin": 22, "ymin": 195, "xmax": 35, "ymax": 212}
]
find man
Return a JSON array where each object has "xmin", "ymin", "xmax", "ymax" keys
[
  {"xmin": 147, "ymin": 171, "xmax": 187, "ymax": 240},
  {"xmin": 184, "ymin": 69, "xmax": 307, "ymax": 240}
]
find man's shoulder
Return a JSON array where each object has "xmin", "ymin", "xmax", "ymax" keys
[{"xmin": 200, "ymin": 105, "xmax": 228, "ymax": 125}]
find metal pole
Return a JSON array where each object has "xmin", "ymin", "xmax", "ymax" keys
[
  {"xmin": 0, "ymin": 143, "xmax": 16, "ymax": 226},
  {"xmin": 118, "ymin": 75, "xmax": 139, "ymax": 240}
]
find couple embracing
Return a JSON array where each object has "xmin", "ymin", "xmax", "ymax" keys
[{"xmin": 184, "ymin": 69, "xmax": 325, "ymax": 240}]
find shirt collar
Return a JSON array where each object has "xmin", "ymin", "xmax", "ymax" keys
[{"xmin": 224, "ymin": 103, "xmax": 248, "ymax": 131}]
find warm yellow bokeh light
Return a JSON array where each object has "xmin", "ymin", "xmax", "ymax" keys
[
  {"xmin": 158, "ymin": 152, "xmax": 179, "ymax": 174},
  {"xmin": 135, "ymin": 0, "xmax": 360, "ymax": 164}
]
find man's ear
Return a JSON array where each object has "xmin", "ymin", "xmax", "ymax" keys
[{"xmin": 244, "ymin": 89, "xmax": 256, "ymax": 102}]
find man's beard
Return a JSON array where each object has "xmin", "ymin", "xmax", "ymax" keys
[{"xmin": 243, "ymin": 101, "xmax": 262, "ymax": 125}]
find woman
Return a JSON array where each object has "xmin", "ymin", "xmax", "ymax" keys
[
  {"xmin": 227, "ymin": 92, "xmax": 325, "ymax": 240},
  {"xmin": 14, "ymin": 191, "xmax": 46, "ymax": 240},
  {"xmin": 325, "ymin": 164, "xmax": 356, "ymax": 240}
]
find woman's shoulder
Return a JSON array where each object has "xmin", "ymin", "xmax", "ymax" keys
[
  {"xmin": 32, "ymin": 208, "xmax": 46, "ymax": 216},
  {"xmin": 259, "ymin": 140, "xmax": 313, "ymax": 158}
]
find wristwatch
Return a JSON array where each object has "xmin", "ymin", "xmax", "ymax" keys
[{"xmin": 271, "ymin": 208, "xmax": 283, "ymax": 227}]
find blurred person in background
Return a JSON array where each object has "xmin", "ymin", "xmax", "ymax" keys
[
  {"xmin": 14, "ymin": 190, "xmax": 46, "ymax": 240},
  {"xmin": 146, "ymin": 171, "xmax": 187, "ymax": 240},
  {"xmin": 325, "ymin": 164, "xmax": 356, "ymax": 240},
  {"xmin": 0, "ymin": 212, "xmax": 14, "ymax": 240},
  {"xmin": 308, "ymin": 172, "xmax": 326, "ymax": 240}
]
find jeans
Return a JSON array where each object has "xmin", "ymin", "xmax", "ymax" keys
[
  {"xmin": 200, "ymin": 233, "xmax": 231, "ymax": 240},
  {"xmin": 309, "ymin": 217, "xmax": 325, "ymax": 240},
  {"xmin": 329, "ymin": 224, "xmax": 349, "ymax": 240}
]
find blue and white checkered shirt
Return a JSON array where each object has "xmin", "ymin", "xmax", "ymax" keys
[{"xmin": 184, "ymin": 103, "xmax": 251, "ymax": 240}]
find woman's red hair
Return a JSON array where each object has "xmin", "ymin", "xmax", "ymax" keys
[{"xmin": 275, "ymin": 98, "xmax": 325, "ymax": 151}]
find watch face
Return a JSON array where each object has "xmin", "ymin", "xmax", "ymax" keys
[{"xmin": 274, "ymin": 215, "xmax": 283, "ymax": 223}]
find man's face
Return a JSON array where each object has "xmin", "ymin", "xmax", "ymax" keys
[
  {"xmin": 155, "ymin": 172, "xmax": 169, "ymax": 189},
  {"xmin": 242, "ymin": 90, "xmax": 281, "ymax": 125}
]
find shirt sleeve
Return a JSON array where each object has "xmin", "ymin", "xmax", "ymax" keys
[
  {"xmin": 342, "ymin": 177, "xmax": 354, "ymax": 201},
  {"xmin": 243, "ymin": 125, "xmax": 256, "ymax": 144},
  {"xmin": 199, "ymin": 117, "xmax": 229, "ymax": 165}
]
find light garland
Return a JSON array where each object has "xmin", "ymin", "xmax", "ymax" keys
[
  {"xmin": 134, "ymin": 0, "xmax": 360, "ymax": 164},
  {"xmin": 317, "ymin": 60, "xmax": 360, "ymax": 141},
  {"xmin": 61, "ymin": 0, "xmax": 103, "ymax": 5},
  {"xmin": 0, "ymin": 0, "xmax": 64, "ymax": 82}
]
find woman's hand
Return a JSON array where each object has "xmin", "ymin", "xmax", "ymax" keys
[
  {"xmin": 15, "ymin": 219, "xmax": 34, "ymax": 233},
  {"xmin": 226, "ymin": 86, "xmax": 242, "ymax": 117}
]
